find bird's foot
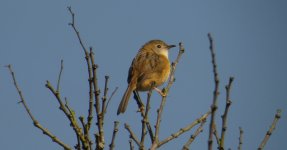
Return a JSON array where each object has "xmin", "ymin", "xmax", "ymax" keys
[{"xmin": 154, "ymin": 87, "xmax": 167, "ymax": 97}]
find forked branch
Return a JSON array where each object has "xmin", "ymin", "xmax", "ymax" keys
[
  {"xmin": 182, "ymin": 119, "xmax": 207, "ymax": 150},
  {"xmin": 219, "ymin": 77, "xmax": 234, "ymax": 150},
  {"xmin": 6, "ymin": 65, "xmax": 72, "ymax": 150},
  {"xmin": 109, "ymin": 121, "xmax": 119, "ymax": 150},
  {"xmin": 207, "ymin": 33, "xmax": 220, "ymax": 150},
  {"xmin": 151, "ymin": 42, "xmax": 185, "ymax": 150},
  {"xmin": 159, "ymin": 111, "xmax": 210, "ymax": 148}
]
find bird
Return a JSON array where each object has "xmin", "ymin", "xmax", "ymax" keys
[{"xmin": 117, "ymin": 40, "xmax": 176, "ymax": 115}]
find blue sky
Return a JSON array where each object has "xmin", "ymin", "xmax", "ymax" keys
[{"xmin": 1, "ymin": 1, "xmax": 286, "ymax": 149}]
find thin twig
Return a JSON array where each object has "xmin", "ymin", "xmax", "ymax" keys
[
  {"xmin": 151, "ymin": 42, "xmax": 185, "ymax": 150},
  {"xmin": 133, "ymin": 90, "xmax": 154, "ymax": 143},
  {"xmin": 109, "ymin": 121, "xmax": 119, "ymax": 150},
  {"xmin": 140, "ymin": 90, "xmax": 153, "ymax": 150},
  {"xmin": 158, "ymin": 111, "xmax": 210, "ymax": 148},
  {"xmin": 67, "ymin": 7, "xmax": 88, "ymax": 53},
  {"xmin": 238, "ymin": 127, "xmax": 243, "ymax": 150},
  {"xmin": 258, "ymin": 109, "xmax": 282, "ymax": 150},
  {"xmin": 64, "ymin": 98, "xmax": 75, "ymax": 118},
  {"xmin": 219, "ymin": 77, "xmax": 234, "ymax": 150},
  {"xmin": 207, "ymin": 33, "xmax": 220, "ymax": 150},
  {"xmin": 134, "ymin": 90, "xmax": 154, "ymax": 144},
  {"xmin": 125, "ymin": 123, "xmax": 140, "ymax": 147},
  {"xmin": 67, "ymin": 6, "xmax": 94, "ymax": 144},
  {"xmin": 129, "ymin": 139, "xmax": 135, "ymax": 150},
  {"xmin": 6, "ymin": 65, "xmax": 72, "ymax": 150},
  {"xmin": 90, "ymin": 49, "xmax": 101, "ymax": 116},
  {"xmin": 182, "ymin": 119, "xmax": 207, "ymax": 150},
  {"xmin": 78, "ymin": 115, "xmax": 92, "ymax": 149},
  {"xmin": 85, "ymin": 51, "xmax": 94, "ymax": 132},
  {"xmin": 129, "ymin": 83, "xmax": 154, "ymax": 144},
  {"xmin": 56, "ymin": 60, "xmax": 64, "ymax": 92},
  {"xmin": 79, "ymin": 116, "xmax": 86, "ymax": 134},
  {"xmin": 89, "ymin": 47, "xmax": 105, "ymax": 149},
  {"xmin": 142, "ymin": 103, "xmax": 155, "ymax": 145},
  {"xmin": 105, "ymin": 87, "xmax": 119, "ymax": 114},
  {"xmin": 79, "ymin": 116, "xmax": 91, "ymax": 149},
  {"xmin": 145, "ymin": 117, "xmax": 154, "ymax": 144},
  {"xmin": 212, "ymin": 123, "xmax": 220, "ymax": 146},
  {"xmin": 46, "ymin": 81, "xmax": 90, "ymax": 149},
  {"xmin": 75, "ymin": 136, "xmax": 81, "ymax": 150},
  {"xmin": 101, "ymin": 75, "xmax": 109, "ymax": 121}
]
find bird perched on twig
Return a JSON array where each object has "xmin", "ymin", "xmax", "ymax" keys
[{"xmin": 117, "ymin": 40, "xmax": 176, "ymax": 115}]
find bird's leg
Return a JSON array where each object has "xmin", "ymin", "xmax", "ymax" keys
[
  {"xmin": 133, "ymin": 91, "xmax": 145, "ymax": 113},
  {"xmin": 153, "ymin": 87, "xmax": 167, "ymax": 97}
]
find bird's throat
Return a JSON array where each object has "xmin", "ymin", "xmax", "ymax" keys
[{"xmin": 159, "ymin": 50, "xmax": 169, "ymax": 59}]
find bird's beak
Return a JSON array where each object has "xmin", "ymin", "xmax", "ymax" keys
[{"xmin": 167, "ymin": 45, "xmax": 176, "ymax": 49}]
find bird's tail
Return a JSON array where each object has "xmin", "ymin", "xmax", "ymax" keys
[{"xmin": 117, "ymin": 84, "xmax": 134, "ymax": 115}]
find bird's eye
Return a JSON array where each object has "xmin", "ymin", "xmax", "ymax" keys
[{"xmin": 157, "ymin": 45, "xmax": 161, "ymax": 48}]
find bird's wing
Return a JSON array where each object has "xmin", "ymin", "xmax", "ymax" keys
[{"xmin": 133, "ymin": 51, "xmax": 161, "ymax": 83}]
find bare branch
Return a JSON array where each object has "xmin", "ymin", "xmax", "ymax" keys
[
  {"xmin": 237, "ymin": 127, "xmax": 243, "ymax": 150},
  {"xmin": 258, "ymin": 109, "xmax": 282, "ymax": 150},
  {"xmin": 46, "ymin": 81, "xmax": 90, "ymax": 149},
  {"xmin": 85, "ymin": 51, "xmax": 94, "ymax": 132},
  {"xmin": 219, "ymin": 77, "xmax": 234, "ymax": 150},
  {"xmin": 129, "ymin": 139, "xmax": 135, "ymax": 150},
  {"xmin": 182, "ymin": 119, "xmax": 206, "ymax": 150},
  {"xmin": 133, "ymin": 90, "xmax": 154, "ymax": 144},
  {"xmin": 79, "ymin": 116, "xmax": 86, "ymax": 134},
  {"xmin": 89, "ymin": 48, "xmax": 105, "ymax": 149},
  {"xmin": 142, "ymin": 92, "xmax": 155, "ymax": 145},
  {"xmin": 63, "ymin": 98, "xmax": 86, "ymax": 149},
  {"xmin": 105, "ymin": 87, "xmax": 119, "ymax": 114},
  {"xmin": 101, "ymin": 75, "xmax": 109, "ymax": 121},
  {"xmin": 212, "ymin": 123, "xmax": 220, "ymax": 146},
  {"xmin": 125, "ymin": 123, "xmax": 141, "ymax": 147},
  {"xmin": 145, "ymin": 118, "xmax": 155, "ymax": 144},
  {"xmin": 140, "ymin": 89, "xmax": 153, "ymax": 150},
  {"xmin": 75, "ymin": 136, "xmax": 81, "ymax": 150},
  {"xmin": 56, "ymin": 60, "xmax": 64, "ymax": 92},
  {"xmin": 68, "ymin": 7, "xmax": 106, "ymax": 149},
  {"xmin": 67, "ymin": 7, "xmax": 95, "ymax": 143},
  {"xmin": 132, "ymin": 91, "xmax": 155, "ymax": 144},
  {"xmin": 158, "ymin": 111, "xmax": 210, "ymax": 148},
  {"xmin": 6, "ymin": 65, "xmax": 72, "ymax": 150},
  {"xmin": 151, "ymin": 42, "xmax": 185, "ymax": 150},
  {"xmin": 67, "ymin": 6, "xmax": 88, "ymax": 53},
  {"xmin": 79, "ymin": 115, "xmax": 92, "ymax": 150},
  {"xmin": 109, "ymin": 121, "xmax": 119, "ymax": 150},
  {"xmin": 207, "ymin": 33, "xmax": 220, "ymax": 150}
]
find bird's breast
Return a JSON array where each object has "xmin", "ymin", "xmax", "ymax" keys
[{"xmin": 136, "ymin": 55, "xmax": 170, "ymax": 91}]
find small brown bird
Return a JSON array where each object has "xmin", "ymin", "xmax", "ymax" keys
[{"xmin": 117, "ymin": 40, "xmax": 176, "ymax": 115}]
